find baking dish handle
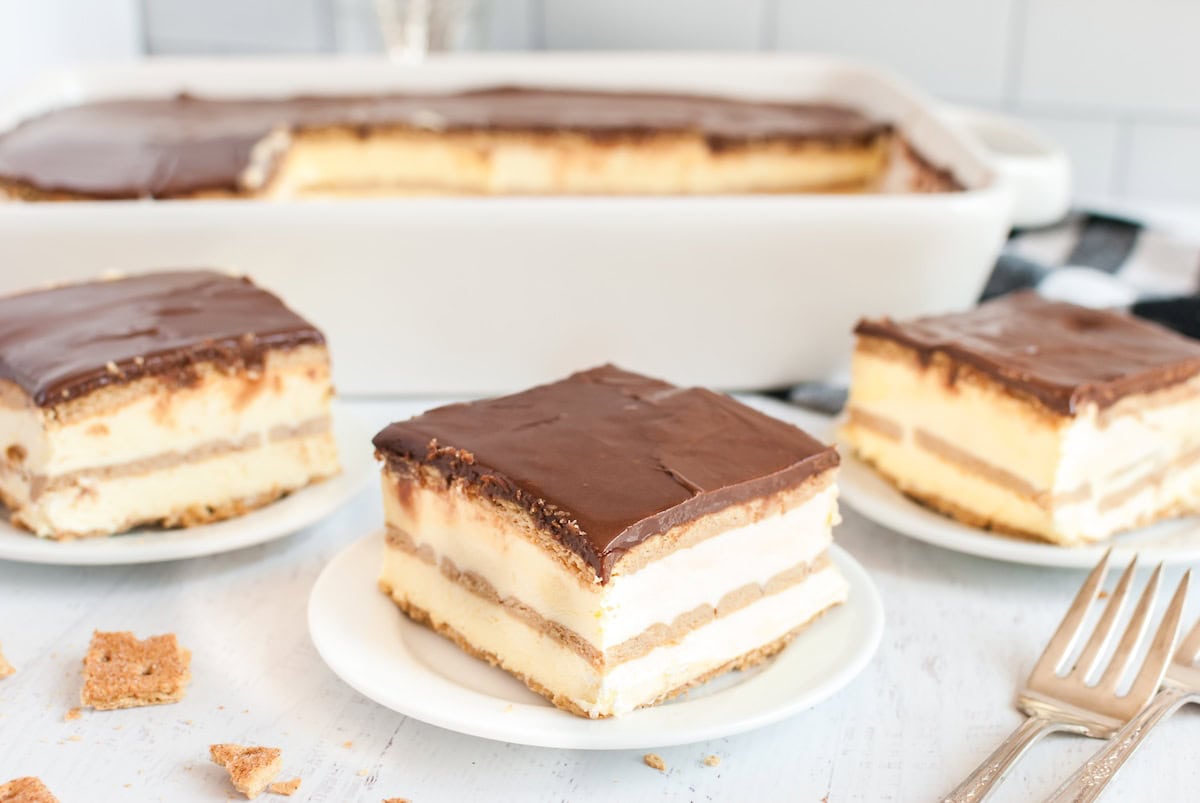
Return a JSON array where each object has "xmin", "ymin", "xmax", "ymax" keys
[{"xmin": 938, "ymin": 103, "xmax": 1072, "ymax": 229}]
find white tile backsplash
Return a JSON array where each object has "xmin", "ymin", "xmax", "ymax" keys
[
  {"xmin": 1011, "ymin": 114, "xmax": 1121, "ymax": 200},
  {"xmin": 1126, "ymin": 122, "xmax": 1200, "ymax": 204},
  {"xmin": 35, "ymin": 0, "xmax": 1200, "ymax": 203},
  {"xmin": 144, "ymin": 0, "xmax": 333, "ymax": 53},
  {"xmin": 774, "ymin": 0, "xmax": 1014, "ymax": 104},
  {"xmin": 1021, "ymin": 0, "xmax": 1200, "ymax": 117},
  {"xmin": 542, "ymin": 0, "xmax": 763, "ymax": 50}
]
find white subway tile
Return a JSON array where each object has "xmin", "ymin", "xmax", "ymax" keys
[
  {"xmin": 1010, "ymin": 114, "xmax": 1120, "ymax": 199},
  {"xmin": 1020, "ymin": 0, "xmax": 1200, "ymax": 115},
  {"xmin": 144, "ymin": 0, "xmax": 332, "ymax": 53},
  {"xmin": 542, "ymin": 0, "xmax": 764, "ymax": 50},
  {"xmin": 1126, "ymin": 122, "xmax": 1200, "ymax": 204},
  {"xmin": 773, "ymin": 0, "xmax": 1014, "ymax": 104}
]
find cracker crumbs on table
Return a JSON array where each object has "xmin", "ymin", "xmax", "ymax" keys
[
  {"xmin": 80, "ymin": 631, "xmax": 191, "ymax": 711},
  {"xmin": 268, "ymin": 778, "xmax": 301, "ymax": 796},
  {"xmin": 357, "ymin": 769, "xmax": 369, "ymax": 777},
  {"xmin": 382, "ymin": 798, "xmax": 411, "ymax": 803},
  {"xmin": 704, "ymin": 754, "xmax": 721, "ymax": 767},
  {"xmin": 64, "ymin": 708, "xmax": 81, "ymax": 721},
  {"xmin": 342, "ymin": 740, "xmax": 353, "ymax": 748},
  {"xmin": 643, "ymin": 753, "xmax": 667, "ymax": 772},
  {"xmin": 0, "ymin": 643, "xmax": 15, "ymax": 679},
  {"xmin": 209, "ymin": 744, "xmax": 282, "ymax": 799},
  {"xmin": 0, "ymin": 776, "xmax": 59, "ymax": 802}
]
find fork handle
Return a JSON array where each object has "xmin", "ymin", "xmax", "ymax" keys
[
  {"xmin": 1045, "ymin": 686, "xmax": 1196, "ymax": 803},
  {"xmin": 942, "ymin": 714, "xmax": 1060, "ymax": 803}
]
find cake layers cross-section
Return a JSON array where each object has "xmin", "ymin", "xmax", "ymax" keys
[
  {"xmin": 842, "ymin": 291, "xmax": 1200, "ymax": 546},
  {"xmin": 0, "ymin": 88, "xmax": 905, "ymax": 199},
  {"xmin": 0, "ymin": 270, "xmax": 339, "ymax": 539},
  {"xmin": 372, "ymin": 365, "xmax": 847, "ymax": 719}
]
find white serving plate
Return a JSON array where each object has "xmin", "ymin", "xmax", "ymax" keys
[
  {"xmin": 742, "ymin": 396, "xmax": 1200, "ymax": 569},
  {"xmin": 0, "ymin": 406, "xmax": 374, "ymax": 565},
  {"xmin": 0, "ymin": 53, "xmax": 1069, "ymax": 396},
  {"xmin": 309, "ymin": 529, "xmax": 884, "ymax": 749}
]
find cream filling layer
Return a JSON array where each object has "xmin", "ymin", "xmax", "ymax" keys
[
  {"xmin": 2, "ymin": 431, "xmax": 338, "ymax": 537},
  {"xmin": 0, "ymin": 346, "xmax": 332, "ymax": 476},
  {"xmin": 267, "ymin": 128, "xmax": 888, "ymax": 197},
  {"xmin": 381, "ymin": 477, "xmax": 839, "ymax": 652},
  {"xmin": 380, "ymin": 545, "xmax": 847, "ymax": 717},
  {"xmin": 844, "ymin": 349, "xmax": 1200, "ymax": 543}
]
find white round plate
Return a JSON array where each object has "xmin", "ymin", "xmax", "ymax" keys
[
  {"xmin": 0, "ymin": 406, "xmax": 374, "ymax": 565},
  {"xmin": 739, "ymin": 395, "xmax": 1200, "ymax": 569},
  {"xmin": 308, "ymin": 530, "xmax": 883, "ymax": 750}
]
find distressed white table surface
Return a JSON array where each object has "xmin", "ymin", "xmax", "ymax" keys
[{"xmin": 2, "ymin": 399, "xmax": 1199, "ymax": 803}]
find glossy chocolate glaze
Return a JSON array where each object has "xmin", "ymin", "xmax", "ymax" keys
[
  {"xmin": 0, "ymin": 87, "xmax": 888, "ymax": 199},
  {"xmin": 0, "ymin": 270, "xmax": 324, "ymax": 406},
  {"xmin": 855, "ymin": 291, "xmax": 1200, "ymax": 414},
  {"xmin": 373, "ymin": 364, "xmax": 838, "ymax": 582}
]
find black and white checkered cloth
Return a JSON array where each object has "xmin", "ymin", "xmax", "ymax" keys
[
  {"xmin": 786, "ymin": 209, "xmax": 1200, "ymax": 414},
  {"xmin": 988, "ymin": 211, "xmax": 1200, "ymax": 337}
]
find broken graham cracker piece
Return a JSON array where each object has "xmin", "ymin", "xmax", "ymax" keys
[
  {"xmin": 0, "ymin": 776, "xmax": 59, "ymax": 803},
  {"xmin": 268, "ymin": 778, "xmax": 301, "ymax": 796},
  {"xmin": 643, "ymin": 753, "xmax": 667, "ymax": 772},
  {"xmin": 80, "ymin": 631, "xmax": 191, "ymax": 710},
  {"xmin": 0, "ymin": 642, "xmax": 14, "ymax": 678},
  {"xmin": 210, "ymin": 744, "xmax": 282, "ymax": 799},
  {"xmin": 703, "ymin": 754, "xmax": 721, "ymax": 767}
]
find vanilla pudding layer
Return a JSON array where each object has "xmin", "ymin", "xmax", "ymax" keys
[
  {"xmin": 380, "ymin": 469, "xmax": 841, "ymax": 656},
  {"xmin": 2, "ymin": 430, "xmax": 337, "ymax": 537},
  {"xmin": 843, "ymin": 340, "xmax": 1200, "ymax": 544},
  {"xmin": 380, "ymin": 544, "xmax": 847, "ymax": 718},
  {"xmin": 0, "ymin": 345, "xmax": 332, "ymax": 475},
  {"xmin": 263, "ymin": 128, "xmax": 890, "ymax": 197},
  {"xmin": 0, "ymin": 345, "xmax": 339, "ymax": 538}
]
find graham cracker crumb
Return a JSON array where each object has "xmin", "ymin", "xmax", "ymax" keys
[
  {"xmin": 356, "ymin": 769, "xmax": 369, "ymax": 777},
  {"xmin": 268, "ymin": 778, "xmax": 301, "ymax": 796},
  {"xmin": 210, "ymin": 744, "xmax": 282, "ymax": 799},
  {"xmin": 66, "ymin": 735, "xmax": 81, "ymax": 742},
  {"xmin": 643, "ymin": 753, "xmax": 667, "ymax": 772},
  {"xmin": 0, "ymin": 776, "xmax": 59, "ymax": 802},
  {"xmin": 64, "ymin": 708, "xmax": 81, "ymax": 721},
  {"xmin": 342, "ymin": 740, "xmax": 353, "ymax": 748},
  {"xmin": 382, "ymin": 799, "xmax": 411, "ymax": 803},
  {"xmin": 80, "ymin": 631, "xmax": 191, "ymax": 711},
  {"xmin": 703, "ymin": 754, "xmax": 721, "ymax": 767},
  {"xmin": 0, "ymin": 643, "xmax": 15, "ymax": 679}
]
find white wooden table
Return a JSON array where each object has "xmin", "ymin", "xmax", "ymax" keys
[{"xmin": 2, "ymin": 399, "xmax": 1198, "ymax": 802}]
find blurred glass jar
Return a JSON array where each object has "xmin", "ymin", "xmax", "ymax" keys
[{"xmin": 373, "ymin": 0, "xmax": 486, "ymax": 61}]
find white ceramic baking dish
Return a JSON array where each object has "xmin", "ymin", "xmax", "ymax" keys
[{"xmin": 0, "ymin": 54, "xmax": 1069, "ymax": 395}]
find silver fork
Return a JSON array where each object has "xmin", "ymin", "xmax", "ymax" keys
[
  {"xmin": 942, "ymin": 552, "xmax": 1190, "ymax": 803},
  {"xmin": 1048, "ymin": 610, "xmax": 1200, "ymax": 802}
]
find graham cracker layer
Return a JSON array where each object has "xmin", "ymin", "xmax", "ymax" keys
[
  {"xmin": 384, "ymin": 525, "xmax": 827, "ymax": 668},
  {"xmin": 378, "ymin": 590, "xmax": 830, "ymax": 719}
]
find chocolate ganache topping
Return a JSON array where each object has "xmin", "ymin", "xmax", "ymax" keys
[
  {"xmin": 373, "ymin": 364, "xmax": 838, "ymax": 581},
  {"xmin": 0, "ymin": 87, "xmax": 888, "ymax": 199},
  {"xmin": 0, "ymin": 270, "xmax": 324, "ymax": 406},
  {"xmin": 855, "ymin": 291, "xmax": 1200, "ymax": 415}
]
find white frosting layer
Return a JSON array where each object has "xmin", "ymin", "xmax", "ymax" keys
[
  {"xmin": 382, "ymin": 478, "xmax": 839, "ymax": 652},
  {"xmin": 380, "ymin": 545, "xmax": 847, "ymax": 717}
]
